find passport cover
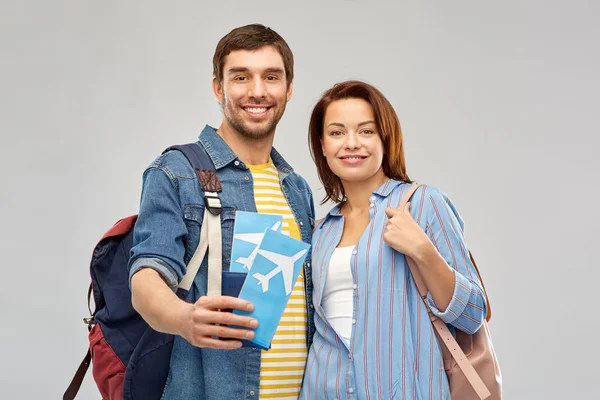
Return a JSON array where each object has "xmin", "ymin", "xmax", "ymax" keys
[
  {"xmin": 229, "ymin": 211, "xmax": 283, "ymax": 273},
  {"xmin": 232, "ymin": 229, "xmax": 310, "ymax": 350}
]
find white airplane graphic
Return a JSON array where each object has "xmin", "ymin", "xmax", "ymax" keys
[
  {"xmin": 252, "ymin": 249, "xmax": 307, "ymax": 295},
  {"xmin": 234, "ymin": 221, "xmax": 282, "ymax": 270}
]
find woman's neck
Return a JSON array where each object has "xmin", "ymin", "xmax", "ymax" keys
[{"xmin": 341, "ymin": 172, "xmax": 389, "ymax": 214}]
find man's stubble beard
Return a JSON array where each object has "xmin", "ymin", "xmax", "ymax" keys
[{"xmin": 222, "ymin": 97, "xmax": 287, "ymax": 140}]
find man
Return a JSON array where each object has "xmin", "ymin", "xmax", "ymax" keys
[{"xmin": 129, "ymin": 24, "xmax": 316, "ymax": 399}]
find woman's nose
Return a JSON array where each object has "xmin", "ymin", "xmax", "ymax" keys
[{"xmin": 344, "ymin": 132, "xmax": 360, "ymax": 149}]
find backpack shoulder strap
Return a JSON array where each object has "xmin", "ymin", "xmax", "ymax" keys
[
  {"xmin": 468, "ymin": 252, "xmax": 492, "ymax": 322},
  {"xmin": 163, "ymin": 143, "xmax": 222, "ymax": 215},
  {"xmin": 163, "ymin": 143, "xmax": 223, "ymax": 295},
  {"xmin": 164, "ymin": 143, "xmax": 215, "ymax": 171}
]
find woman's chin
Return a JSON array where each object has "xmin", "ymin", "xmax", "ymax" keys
[{"xmin": 338, "ymin": 173, "xmax": 373, "ymax": 185}]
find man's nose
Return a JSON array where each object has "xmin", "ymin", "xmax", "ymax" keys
[{"xmin": 248, "ymin": 78, "xmax": 267, "ymax": 99}]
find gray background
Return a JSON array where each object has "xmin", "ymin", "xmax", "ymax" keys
[{"xmin": 1, "ymin": 0, "xmax": 598, "ymax": 398}]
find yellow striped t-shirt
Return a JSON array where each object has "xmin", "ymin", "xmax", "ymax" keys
[{"xmin": 248, "ymin": 159, "xmax": 308, "ymax": 400}]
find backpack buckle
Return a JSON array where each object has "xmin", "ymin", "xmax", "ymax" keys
[
  {"xmin": 83, "ymin": 316, "xmax": 95, "ymax": 330},
  {"xmin": 204, "ymin": 191, "xmax": 222, "ymax": 215}
]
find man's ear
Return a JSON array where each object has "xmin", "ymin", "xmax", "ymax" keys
[
  {"xmin": 212, "ymin": 76, "xmax": 223, "ymax": 104},
  {"xmin": 286, "ymin": 80, "xmax": 294, "ymax": 102}
]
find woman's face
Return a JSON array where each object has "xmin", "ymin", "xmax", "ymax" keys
[{"xmin": 321, "ymin": 98, "xmax": 386, "ymax": 186}]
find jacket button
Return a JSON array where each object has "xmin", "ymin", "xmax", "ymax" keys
[
  {"xmin": 250, "ymin": 390, "xmax": 255, "ymax": 396},
  {"xmin": 299, "ymin": 221, "xmax": 304, "ymax": 226}
]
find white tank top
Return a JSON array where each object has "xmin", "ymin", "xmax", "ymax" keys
[{"xmin": 322, "ymin": 245, "xmax": 355, "ymax": 348}]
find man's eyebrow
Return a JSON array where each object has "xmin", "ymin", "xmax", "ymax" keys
[
  {"xmin": 264, "ymin": 67, "xmax": 284, "ymax": 74},
  {"xmin": 226, "ymin": 67, "xmax": 285, "ymax": 75},
  {"xmin": 226, "ymin": 67, "xmax": 250, "ymax": 75}
]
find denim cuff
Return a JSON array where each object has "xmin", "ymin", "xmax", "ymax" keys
[
  {"xmin": 427, "ymin": 271, "xmax": 472, "ymax": 324},
  {"xmin": 129, "ymin": 257, "xmax": 179, "ymax": 290}
]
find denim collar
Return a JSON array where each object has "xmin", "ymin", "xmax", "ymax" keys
[{"xmin": 198, "ymin": 125, "xmax": 294, "ymax": 174}]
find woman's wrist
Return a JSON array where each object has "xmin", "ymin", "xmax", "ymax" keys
[{"xmin": 411, "ymin": 239, "xmax": 437, "ymax": 265}]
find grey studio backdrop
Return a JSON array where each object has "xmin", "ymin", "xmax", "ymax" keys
[{"xmin": 1, "ymin": 1, "xmax": 598, "ymax": 399}]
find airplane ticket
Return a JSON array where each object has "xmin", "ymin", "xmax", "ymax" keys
[{"xmin": 232, "ymin": 228, "xmax": 310, "ymax": 350}]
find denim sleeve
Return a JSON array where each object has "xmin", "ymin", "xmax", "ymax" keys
[
  {"xmin": 422, "ymin": 186, "xmax": 487, "ymax": 334},
  {"xmin": 128, "ymin": 165, "xmax": 188, "ymax": 289},
  {"xmin": 308, "ymin": 185, "xmax": 316, "ymax": 223}
]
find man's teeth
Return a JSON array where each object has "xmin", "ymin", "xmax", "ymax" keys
[{"xmin": 245, "ymin": 107, "xmax": 268, "ymax": 114}]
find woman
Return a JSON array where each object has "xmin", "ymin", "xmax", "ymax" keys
[{"xmin": 300, "ymin": 81, "xmax": 487, "ymax": 399}]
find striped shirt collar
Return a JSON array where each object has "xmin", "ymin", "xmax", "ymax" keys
[{"xmin": 320, "ymin": 179, "xmax": 407, "ymax": 226}]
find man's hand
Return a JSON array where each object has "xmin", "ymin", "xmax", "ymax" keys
[
  {"xmin": 181, "ymin": 296, "xmax": 259, "ymax": 350},
  {"xmin": 131, "ymin": 268, "xmax": 258, "ymax": 350}
]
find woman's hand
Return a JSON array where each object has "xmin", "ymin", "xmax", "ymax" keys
[{"xmin": 383, "ymin": 203, "xmax": 433, "ymax": 260}]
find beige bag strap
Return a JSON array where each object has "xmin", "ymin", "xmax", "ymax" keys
[
  {"xmin": 399, "ymin": 184, "xmax": 491, "ymax": 400},
  {"xmin": 178, "ymin": 203, "xmax": 222, "ymax": 295}
]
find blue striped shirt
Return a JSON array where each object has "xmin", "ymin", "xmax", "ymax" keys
[{"xmin": 300, "ymin": 181, "xmax": 487, "ymax": 400}]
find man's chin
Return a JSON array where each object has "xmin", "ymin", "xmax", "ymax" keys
[
  {"xmin": 237, "ymin": 124, "xmax": 275, "ymax": 139},
  {"xmin": 235, "ymin": 118, "xmax": 277, "ymax": 138}
]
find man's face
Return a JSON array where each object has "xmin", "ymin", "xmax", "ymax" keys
[{"xmin": 213, "ymin": 45, "xmax": 293, "ymax": 140}]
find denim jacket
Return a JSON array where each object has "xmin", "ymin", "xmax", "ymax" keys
[{"xmin": 128, "ymin": 125, "xmax": 316, "ymax": 399}]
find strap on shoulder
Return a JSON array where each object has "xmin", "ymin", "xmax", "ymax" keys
[
  {"xmin": 163, "ymin": 143, "xmax": 215, "ymax": 171},
  {"xmin": 164, "ymin": 143, "xmax": 222, "ymax": 215},
  {"xmin": 400, "ymin": 183, "xmax": 492, "ymax": 399},
  {"xmin": 163, "ymin": 143, "xmax": 223, "ymax": 295}
]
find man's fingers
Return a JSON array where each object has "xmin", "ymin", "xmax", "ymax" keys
[
  {"xmin": 196, "ymin": 337, "xmax": 244, "ymax": 350},
  {"xmin": 197, "ymin": 295, "xmax": 254, "ymax": 312},
  {"xmin": 203, "ymin": 324, "xmax": 256, "ymax": 341},
  {"xmin": 204, "ymin": 310, "xmax": 258, "ymax": 329}
]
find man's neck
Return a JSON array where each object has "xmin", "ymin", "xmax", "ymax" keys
[{"xmin": 216, "ymin": 123, "xmax": 274, "ymax": 165}]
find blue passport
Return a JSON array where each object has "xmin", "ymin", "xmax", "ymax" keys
[
  {"xmin": 220, "ymin": 270, "xmax": 252, "ymax": 347},
  {"xmin": 221, "ymin": 271, "xmax": 247, "ymax": 298},
  {"xmin": 232, "ymin": 229, "xmax": 310, "ymax": 350}
]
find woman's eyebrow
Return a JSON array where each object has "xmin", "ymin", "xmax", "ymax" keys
[
  {"xmin": 326, "ymin": 120, "xmax": 375, "ymax": 128},
  {"xmin": 358, "ymin": 120, "xmax": 376, "ymax": 127}
]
